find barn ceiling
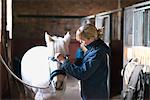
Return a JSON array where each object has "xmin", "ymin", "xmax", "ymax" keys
[{"xmin": 13, "ymin": 0, "xmax": 146, "ymax": 17}]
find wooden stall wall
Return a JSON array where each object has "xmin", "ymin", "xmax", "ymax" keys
[
  {"xmin": 110, "ymin": 10, "xmax": 123, "ymax": 97},
  {"xmin": 95, "ymin": 9, "xmax": 123, "ymax": 97},
  {"xmin": 0, "ymin": 0, "xmax": 11, "ymax": 98},
  {"xmin": 123, "ymin": 1, "xmax": 150, "ymax": 99},
  {"xmin": 12, "ymin": 17, "xmax": 81, "ymax": 67}
]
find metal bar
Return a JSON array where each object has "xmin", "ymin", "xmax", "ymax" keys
[
  {"xmin": 96, "ymin": 8, "xmax": 122, "ymax": 16},
  {"xmin": 83, "ymin": 15, "xmax": 95, "ymax": 19},
  {"xmin": 134, "ymin": 6, "xmax": 150, "ymax": 12},
  {"xmin": 125, "ymin": 1, "xmax": 150, "ymax": 10},
  {"xmin": 132, "ymin": 1, "xmax": 150, "ymax": 8},
  {"xmin": 17, "ymin": 15, "xmax": 85, "ymax": 19}
]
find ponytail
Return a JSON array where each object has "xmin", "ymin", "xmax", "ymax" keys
[{"xmin": 97, "ymin": 27, "xmax": 104, "ymax": 39}]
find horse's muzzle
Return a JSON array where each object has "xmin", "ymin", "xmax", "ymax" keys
[{"xmin": 55, "ymin": 81, "xmax": 64, "ymax": 90}]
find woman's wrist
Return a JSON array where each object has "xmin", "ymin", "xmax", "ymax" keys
[
  {"xmin": 80, "ymin": 45, "xmax": 88, "ymax": 53},
  {"xmin": 55, "ymin": 53, "xmax": 65, "ymax": 63}
]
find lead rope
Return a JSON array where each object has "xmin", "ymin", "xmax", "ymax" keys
[
  {"xmin": 0, "ymin": 55, "xmax": 50, "ymax": 89},
  {"xmin": 106, "ymin": 54, "xmax": 110, "ymax": 99}
]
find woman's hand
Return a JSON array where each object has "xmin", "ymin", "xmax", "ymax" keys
[
  {"xmin": 80, "ymin": 40, "xmax": 88, "ymax": 53},
  {"xmin": 54, "ymin": 53, "xmax": 65, "ymax": 63}
]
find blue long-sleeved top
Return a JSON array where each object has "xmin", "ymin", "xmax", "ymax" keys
[{"xmin": 61, "ymin": 38, "xmax": 111, "ymax": 99}]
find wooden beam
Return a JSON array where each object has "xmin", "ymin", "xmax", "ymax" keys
[{"xmin": 17, "ymin": 15, "xmax": 86, "ymax": 19}]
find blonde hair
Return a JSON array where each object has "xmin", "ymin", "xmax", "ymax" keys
[{"xmin": 76, "ymin": 24, "xmax": 103, "ymax": 40}]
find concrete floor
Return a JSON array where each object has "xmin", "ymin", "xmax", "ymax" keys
[
  {"xmin": 1, "ymin": 75, "xmax": 81, "ymax": 100},
  {"xmin": 2, "ymin": 75, "xmax": 124, "ymax": 100},
  {"xmin": 5, "ymin": 75, "xmax": 122, "ymax": 100},
  {"xmin": 63, "ymin": 76, "xmax": 81, "ymax": 100}
]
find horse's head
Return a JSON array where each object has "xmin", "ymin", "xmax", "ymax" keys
[{"xmin": 45, "ymin": 32, "xmax": 71, "ymax": 91}]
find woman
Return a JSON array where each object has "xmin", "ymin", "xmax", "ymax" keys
[{"xmin": 55, "ymin": 24, "xmax": 110, "ymax": 100}]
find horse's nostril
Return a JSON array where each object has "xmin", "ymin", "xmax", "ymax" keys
[{"xmin": 55, "ymin": 81, "xmax": 64, "ymax": 90}]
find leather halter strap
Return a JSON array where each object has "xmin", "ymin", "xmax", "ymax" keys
[{"xmin": 50, "ymin": 69, "xmax": 66, "ymax": 81}]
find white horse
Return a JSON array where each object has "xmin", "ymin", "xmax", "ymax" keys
[{"xmin": 21, "ymin": 32, "xmax": 71, "ymax": 100}]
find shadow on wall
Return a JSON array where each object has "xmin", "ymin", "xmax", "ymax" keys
[{"xmin": 13, "ymin": 56, "xmax": 22, "ymax": 79}]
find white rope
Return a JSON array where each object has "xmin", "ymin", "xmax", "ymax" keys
[
  {"xmin": 0, "ymin": 55, "xmax": 50, "ymax": 89},
  {"xmin": 106, "ymin": 54, "xmax": 110, "ymax": 99}
]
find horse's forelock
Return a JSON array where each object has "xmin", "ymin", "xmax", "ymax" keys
[
  {"xmin": 46, "ymin": 34, "xmax": 70, "ymax": 57},
  {"xmin": 55, "ymin": 39, "xmax": 67, "ymax": 55}
]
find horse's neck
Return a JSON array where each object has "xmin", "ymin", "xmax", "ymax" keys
[
  {"xmin": 48, "ymin": 50, "xmax": 55, "ymax": 57},
  {"xmin": 47, "ymin": 43, "xmax": 55, "ymax": 57}
]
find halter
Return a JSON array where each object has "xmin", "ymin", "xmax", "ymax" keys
[
  {"xmin": 50, "ymin": 69, "xmax": 66, "ymax": 81},
  {"xmin": 48, "ymin": 40, "xmax": 67, "ymax": 83}
]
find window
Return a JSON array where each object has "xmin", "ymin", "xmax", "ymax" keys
[
  {"xmin": 6, "ymin": 0, "xmax": 12, "ymax": 39},
  {"xmin": 143, "ymin": 9, "xmax": 150, "ymax": 46},
  {"xmin": 124, "ymin": 7, "xmax": 134, "ymax": 46},
  {"xmin": 124, "ymin": 5, "xmax": 150, "ymax": 47},
  {"xmin": 133, "ymin": 7, "xmax": 150, "ymax": 46},
  {"xmin": 81, "ymin": 15, "xmax": 95, "ymax": 26},
  {"xmin": 95, "ymin": 15, "xmax": 110, "ymax": 44}
]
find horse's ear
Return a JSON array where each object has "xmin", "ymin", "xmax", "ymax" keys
[
  {"xmin": 45, "ymin": 31, "xmax": 54, "ymax": 43},
  {"xmin": 63, "ymin": 32, "xmax": 71, "ymax": 43}
]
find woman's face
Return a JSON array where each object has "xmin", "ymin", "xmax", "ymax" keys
[
  {"xmin": 75, "ymin": 31, "xmax": 81, "ymax": 42},
  {"xmin": 76, "ymin": 32, "xmax": 90, "ymax": 46}
]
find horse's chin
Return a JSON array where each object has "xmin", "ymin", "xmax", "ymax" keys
[
  {"xmin": 55, "ymin": 81, "xmax": 64, "ymax": 90},
  {"xmin": 52, "ymin": 74, "xmax": 67, "ymax": 90}
]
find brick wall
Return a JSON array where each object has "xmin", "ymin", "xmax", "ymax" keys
[{"xmin": 12, "ymin": 0, "xmax": 146, "ymax": 58}]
